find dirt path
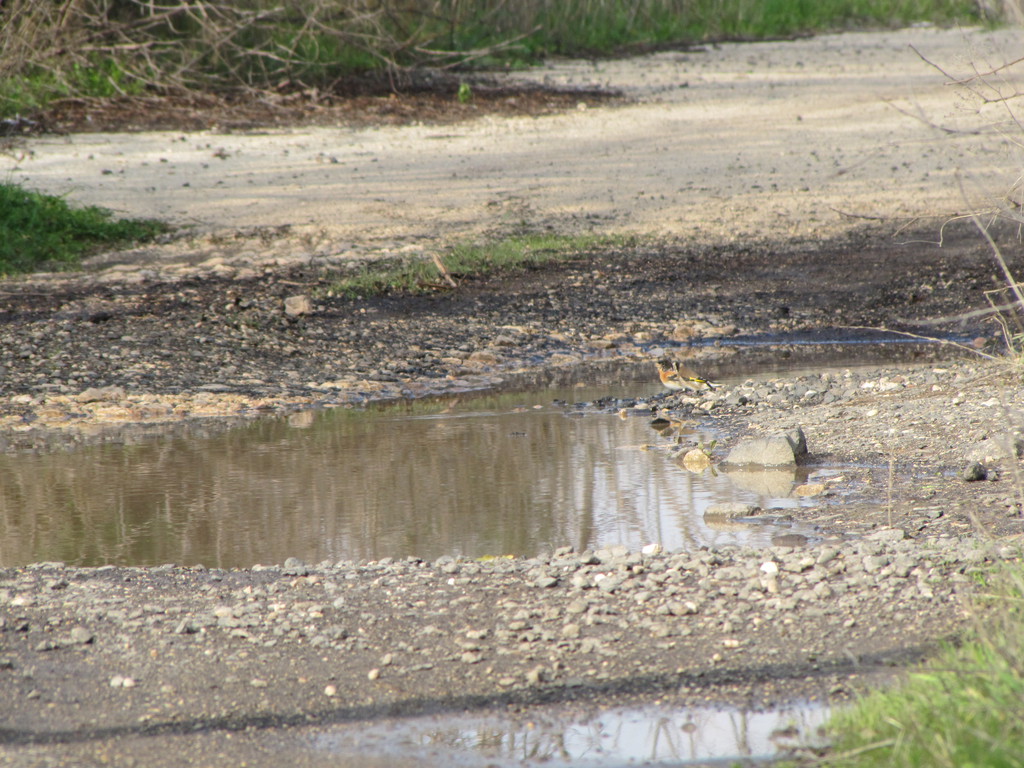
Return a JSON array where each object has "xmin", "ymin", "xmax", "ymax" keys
[
  {"xmin": 3, "ymin": 26, "xmax": 1022, "ymax": 270},
  {"xmin": 3, "ymin": 25, "xmax": 1024, "ymax": 768}
]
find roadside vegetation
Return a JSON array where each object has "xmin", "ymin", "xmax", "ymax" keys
[
  {"xmin": 0, "ymin": 184, "xmax": 167, "ymax": 275},
  {"xmin": 815, "ymin": 40, "xmax": 1024, "ymax": 768},
  {"xmin": 328, "ymin": 233, "xmax": 629, "ymax": 297},
  {"xmin": 0, "ymin": 1, "xmax": 993, "ymax": 275},
  {"xmin": 820, "ymin": 566, "xmax": 1024, "ymax": 768},
  {"xmin": 0, "ymin": 0, "xmax": 988, "ymax": 120}
]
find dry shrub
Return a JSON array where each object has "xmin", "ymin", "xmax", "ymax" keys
[
  {"xmin": 0, "ymin": 0, "xmax": 530, "ymax": 97},
  {"xmin": 909, "ymin": 39, "xmax": 1024, "ymax": 357}
]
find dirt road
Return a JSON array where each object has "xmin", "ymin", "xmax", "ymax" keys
[
  {"xmin": 3, "ymin": 24, "xmax": 1024, "ymax": 768},
  {"xmin": 3, "ymin": 26, "xmax": 1021, "ymax": 269}
]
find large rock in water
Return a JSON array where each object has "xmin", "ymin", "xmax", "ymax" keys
[{"xmin": 723, "ymin": 428, "xmax": 807, "ymax": 467}]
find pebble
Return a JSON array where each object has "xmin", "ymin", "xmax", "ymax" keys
[
  {"xmin": 963, "ymin": 462, "xmax": 988, "ymax": 482},
  {"xmin": 0, "ymin": 376, "xmax": 1013, "ymax": 725},
  {"xmin": 283, "ymin": 295, "xmax": 313, "ymax": 317},
  {"xmin": 68, "ymin": 627, "xmax": 94, "ymax": 645},
  {"xmin": 0, "ymin": 534, "xmax": 1003, "ymax": 680}
]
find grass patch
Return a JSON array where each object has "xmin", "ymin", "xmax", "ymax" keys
[
  {"xmin": 824, "ymin": 564, "xmax": 1024, "ymax": 768},
  {"xmin": 329, "ymin": 233, "xmax": 628, "ymax": 298},
  {"xmin": 0, "ymin": 56, "xmax": 146, "ymax": 118},
  {"xmin": 0, "ymin": 183, "xmax": 169, "ymax": 275},
  {"xmin": 486, "ymin": 0, "xmax": 982, "ymax": 62}
]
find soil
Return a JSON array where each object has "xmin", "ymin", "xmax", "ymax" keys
[
  {"xmin": 17, "ymin": 73, "xmax": 623, "ymax": 135},
  {"xmin": 3, "ymin": 25, "xmax": 1024, "ymax": 767}
]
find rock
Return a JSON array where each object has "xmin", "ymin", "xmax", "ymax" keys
[
  {"xmin": 650, "ymin": 623, "xmax": 672, "ymax": 638},
  {"xmin": 724, "ymin": 391, "xmax": 750, "ymax": 406},
  {"xmin": 681, "ymin": 449, "xmax": 712, "ymax": 472},
  {"xmin": 670, "ymin": 322, "xmax": 705, "ymax": 341},
  {"xmin": 468, "ymin": 349, "xmax": 501, "ymax": 365},
  {"xmin": 68, "ymin": 627, "xmax": 94, "ymax": 645},
  {"xmin": 967, "ymin": 433, "xmax": 1024, "ymax": 465},
  {"xmin": 594, "ymin": 573, "xmax": 628, "ymax": 593},
  {"xmin": 863, "ymin": 555, "xmax": 891, "ymax": 572},
  {"xmin": 816, "ymin": 547, "xmax": 840, "ymax": 565},
  {"xmin": 77, "ymin": 385, "xmax": 126, "ymax": 403},
  {"xmin": 526, "ymin": 665, "xmax": 548, "ymax": 685},
  {"xmin": 665, "ymin": 600, "xmax": 698, "ymax": 616},
  {"xmin": 963, "ymin": 462, "xmax": 988, "ymax": 482},
  {"xmin": 283, "ymin": 295, "xmax": 313, "ymax": 317},
  {"xmin": 723, "ymin": 435, "xmax": 798, "ymax": 466},
  {"xmin": 566, "ymin": 599, "xmax": 589, "ymax": 615},
  {"xmin": 594, "ymin": 545, "xmax": 630, "ymax": 563}
]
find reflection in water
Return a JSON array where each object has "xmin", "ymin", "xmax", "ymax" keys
[
  {"xmin": 0, "ymin": 375, "xmax": 821, "ymax": 568},
  {"xmin": 307, "ymin": 701, "xmax": 830, "ymax": 767},
  {"xmin": 720, "ymin": 465, "xmax": 805, "ymax": 497}
]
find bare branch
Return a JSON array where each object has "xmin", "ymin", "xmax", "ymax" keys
[
  {"xmin": 837, "ymin": 324, "xmax": 998, "ymax": 361},
  {"xmin": 431, "ymin": 252, "xmax": 458, "ymax": 288}
]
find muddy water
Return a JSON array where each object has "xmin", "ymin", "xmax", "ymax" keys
[
  {"xmin": 0, "ymin": 366, "xmax": 829, "ymax": 569},
  {"xmin": 1, "ymin": 341, "xmax": 953, "ymax": 570},
  {"xmin": 304, "ymin": 699, "xmax": 830, "ymax": 766}
]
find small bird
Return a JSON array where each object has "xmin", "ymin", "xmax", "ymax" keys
[{"xmin": 655, "ymin": 357, "xmax": 716, "ymax": 392}]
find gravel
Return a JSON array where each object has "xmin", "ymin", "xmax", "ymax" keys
[{"xmin": 3, "ymin": 534, "xmax": 1014, "ymax": 732}]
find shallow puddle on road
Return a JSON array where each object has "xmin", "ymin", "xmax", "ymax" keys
[
  {"xmin": 0, "ymin": 342, "xmax": 950, "ymax": 568},
  {"xmin": 302, "ymin": 700, "xmax": 830, "ymax": 767},
  {"xmin": 0, "ymin": 370, "xmax": 822, "ymax": 568}
]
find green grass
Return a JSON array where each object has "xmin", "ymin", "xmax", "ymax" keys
[
  {"xmin": 0, "ymin": 57, "xmax": 145, "ymax": 117},
  {"xmin": 823, "ymin": 565, "xmax": 1024, "ymax": 768},
  {"xmin": 434, "ymin": 0, "xmax": 983, "ymax": 64},
  {"xmin": 329, "ymin": 233, "xmax": 628, "ymax": 298},
  {"xmin": 0, "ymin": 183, "xmax": 169, "ymax": 275},
  {"xmin": 488, "ymin": 0, "xmax": 982, "ymax": 61}
]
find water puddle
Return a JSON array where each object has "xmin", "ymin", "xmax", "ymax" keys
[
  {"xmin": 303, "ymin": 700, "xmax": 830, "ymax": 767},
  {"xmin": 0, "ymin": 342, "xmax": 954, "ymax": 569},
  {"xmin": 0, "ymin": 371, "xmax": 825, "ymax": 568},
  {"xmin": 0, "ymin": 343, "xmax": 936, "ymax": 762}
]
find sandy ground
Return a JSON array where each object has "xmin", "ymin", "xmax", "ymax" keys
[{"xmin": 3, "ymin": 26, "xmax": 1023, "ymax": 270}]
